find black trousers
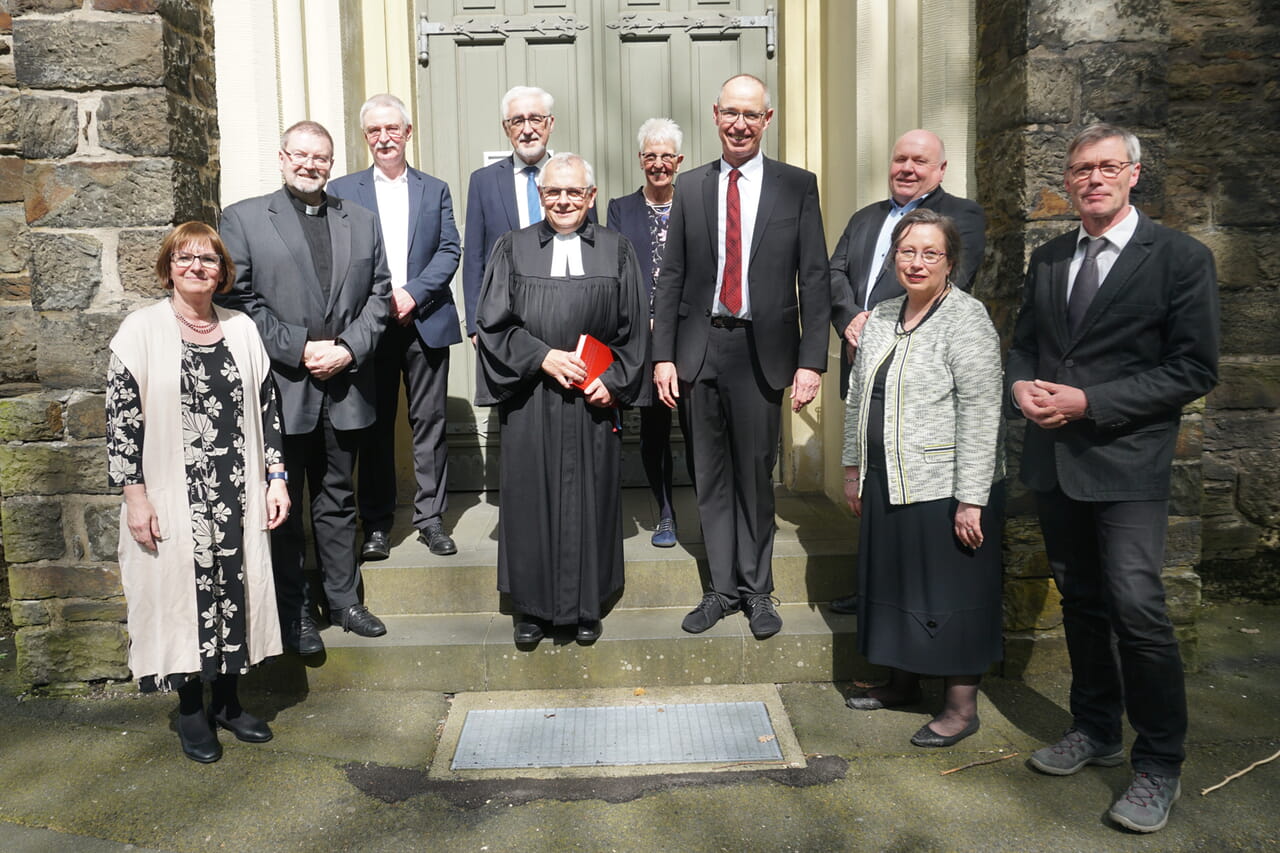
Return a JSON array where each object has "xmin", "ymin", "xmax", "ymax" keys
[
  {"xmin": 274, "ymin": 400, "xmax": 363, "ymax": 621},
  {"xmin": 1036, "ymin": 486, "xmax": 1187, "ymax": 777},
  {"xmin": 679, "ymin": 323, "xmax": 782, "ymax": 605},
  {"xmin": 358, "ymin": 322, "xmax": 451, "ymax": 533}
]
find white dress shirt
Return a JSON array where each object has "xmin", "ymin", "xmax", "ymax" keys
[
  {"xmin": 514, "ymin": 153, "xmax": 551, "ymax": 228},
  {"xmin": 713, "ymin": 152, "xmax": 764, "ymax": 319},
  {"xmin": 373, "ymin": 166, "xmax": 410, "ymax": 289},
  {"xmin": 1067, "ymin": 205, "xmax": 1139, "ymax": 302}
]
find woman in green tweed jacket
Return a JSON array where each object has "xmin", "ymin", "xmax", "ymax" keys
[{"xmin": 841, "ymin": 208, "xmax": 1005, "ymax": 749}]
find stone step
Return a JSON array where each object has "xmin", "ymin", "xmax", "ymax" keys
[
  {"xmin": 247, "ymin": 604, "xmax": 875, "ymax": 694},
  {"xmin": 357, "ymin": 487, "xmax": 859, "ymax": 615}
]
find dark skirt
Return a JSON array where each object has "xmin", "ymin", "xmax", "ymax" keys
[{"xmin": 856, "ymin": 466, "xmax": 1005, "ymax": 675}]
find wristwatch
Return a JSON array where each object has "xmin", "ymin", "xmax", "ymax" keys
[{"xmin": 267, "ymin": 471, "xmax": 288, "ymax": 482}]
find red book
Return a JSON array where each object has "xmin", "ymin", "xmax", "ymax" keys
[{"xmin": 572, "ymin": 333, "xmax": 614, "ymax": 390}]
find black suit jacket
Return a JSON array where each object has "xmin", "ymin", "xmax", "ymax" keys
[
  {"xmin": 652, "ymin": 156, "xmax": 829, "ymax": 391},
  {"xmin": 1006, "ymin": 210, "xmax": 1219, "ymax": 501},
  {"xmin": 219, "ymin": 188, "xmax": 392, "ymax": 434},
  {"xmin": 829, "ymin": 186, "xmax": 986, "ymax": 332},
  {"xmin": 328, "ymin": 165, "xmax": 462, "ymax": 349}
]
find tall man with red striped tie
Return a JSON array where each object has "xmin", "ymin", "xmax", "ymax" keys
[{"xmin": 653, "ymin": 74, "xmax": 830, "ymax": 640}]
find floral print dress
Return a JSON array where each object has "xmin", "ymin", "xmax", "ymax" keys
[{"xmin": 107, "ymin": 338, "xmax": 283, "ymax": 692}]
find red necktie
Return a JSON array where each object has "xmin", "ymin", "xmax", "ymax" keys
[{"xmin": 720, "ymin": 168, "xmax": 742, "ymax": 314}]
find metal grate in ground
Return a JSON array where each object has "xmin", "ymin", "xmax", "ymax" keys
[{"xmin": 451, "ymin": 701, "xmax": 783, "ymax": 769}]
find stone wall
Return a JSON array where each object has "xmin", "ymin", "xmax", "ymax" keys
[
  {"xmin": 1168, "ymin": 0, "xmax": 1280, "ymax": 601},
  {"xmin": 976, "ymin": 0, "xmax": 1280, "ymax": 673},
  {"xmin": 1, "ymin": 0, "xmax": 218, "ymax": 689}
]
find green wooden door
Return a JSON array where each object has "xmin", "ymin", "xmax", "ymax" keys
[{"xmin": 415, "ymin": 0, "xmax": 774, "ymax": 489}]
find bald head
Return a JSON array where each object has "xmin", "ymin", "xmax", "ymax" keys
[{"xmin": 888, "ymin": 130, "xmax": 947, "ymax": 205}]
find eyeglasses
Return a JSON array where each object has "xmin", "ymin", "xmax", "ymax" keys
[
  {"xmin": 539, "ymin": 186, "xmax": 591, "ymax": 202},
  {"xmin": 1067, "ymin": 160, "xmax": 1133, "ymax": 181},
  {"xmin": 363, "ymin": 124, "xmax": 406, "ymax": 140},
  {"xmin": 282, "ymin": 149, "xmax": 333, "ymax": 167},
  {"xmin": 895, "ymin": 249, "xmax": 947, "ymax": 265},
  {"xmin": 172, "ymin": 252, "xmax": 222, "ymax": 268},
  {"xmin": 715, "ymin": 108, "xmax": 768, "ymax": 126},
  {"xmin": 641, "ymin": 153, "xmax": 680, "ymax": 165},
  {"xmin": 505, "ymin": 114, "xmax": 551, "ymax": 129}
]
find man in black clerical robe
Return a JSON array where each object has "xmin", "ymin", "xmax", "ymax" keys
[{"xmin": 475, "ymin": 153, "xmax": 648, "ymax": 646}]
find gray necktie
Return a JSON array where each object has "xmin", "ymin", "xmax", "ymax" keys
[{"xmin": 1068, "ymin": 236, "xmax": 1107, "ymax": 333}]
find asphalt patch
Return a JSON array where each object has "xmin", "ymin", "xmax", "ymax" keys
[{"xmin": 343, "ymin": 755, "xmax": 849, "ymax": 808}]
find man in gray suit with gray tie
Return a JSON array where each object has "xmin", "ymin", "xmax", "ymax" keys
[{"xmin": 220, "ymin": 120, "xmax": 392, "ymax": 656}]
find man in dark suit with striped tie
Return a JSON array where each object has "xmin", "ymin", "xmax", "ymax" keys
[{"xmin": 1008, "ymin": 123, "xmax": 1219, "ymax": 834}]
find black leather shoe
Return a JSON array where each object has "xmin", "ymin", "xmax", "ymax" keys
[
  {"xmin": 514, "ymin": 616, "xmax": 544, "ymax": 644},
  {"xmin": 829, "ymin": 594, "xmax": 859, "ymax": 615},
  {"xmin": 418, "ymin": 521, "xmax": 457, "ymax": 556},
  {"xmin": 284, "ymin": 615, "xmax": 325, "ymax": 655},
  {"xmin": 177, "ymin": 712, "xmax": 222, "ymax": 763},
  {"xmin": 212, "ymin": 709, "xmax": 273, "ymax": 743},
  {"xmin": 576, "ymin": 620, "xmax": 602, "ymax": 644},
  {"xmin": 910, "ymin": 716, "xmax": 980, "ymax": 748},
  {"xmin": 681, "ymin": 593, "xmax": 738, "ymax": 634},
  {"xmin": 361, "ymin": 530, "xmax": 391, "ymax": 562},
  {"xmin": 331, "ymin": 604, "xmax": 387, "ymax": 637}
]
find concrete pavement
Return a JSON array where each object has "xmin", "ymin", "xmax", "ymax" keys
[{"xmin": 1, "ymin": 603, "xmax": 1276, "ymax": 852}]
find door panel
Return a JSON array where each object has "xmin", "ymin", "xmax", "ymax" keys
[{"xmin": 416, "ymin": 0, "xmax": 772, "ymax": 489}]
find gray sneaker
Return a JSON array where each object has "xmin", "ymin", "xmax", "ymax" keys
[
  {"xmin": 1109, "ymin": 772, "xmax": 1181, "ymax": 833},
  {"xmin": 1028, "ymin": 728, "xmax": 1124, "ymax": 776}
]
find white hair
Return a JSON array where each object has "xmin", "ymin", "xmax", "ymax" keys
[
  {"xmin": 501, "ymin": 86, "xmax": 554, "ymax": 119},
  {"xmin": 637, "ymin": 117, "xmax": 683, "ymax": 153},
  {"xmin": 359, "ymin": 93, "xmax": 411, "ymax": 129},
  {"xmin": 538, "ymin": 152, "xmax": 595, "ymax": 189}
]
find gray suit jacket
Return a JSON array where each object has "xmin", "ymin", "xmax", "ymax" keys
[{"xmin": 218, "ymin": 187, "xmax": 392, "ymax": 434}]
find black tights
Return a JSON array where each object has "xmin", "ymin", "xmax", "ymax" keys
[
  {"xmin": 869, "ymin": 669, "xmax": 981, "ymax": 736},
  {"xmin": 176, "ymin": 673, "xmax": 242, "ymax": 719}
]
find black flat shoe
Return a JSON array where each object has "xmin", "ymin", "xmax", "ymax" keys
[
  {"xmin": 177, "ymin": 713, "xmax": 222, "ymax": 763},
  {"xmin": 910, "ymin": 716, "xmax": 980, "ymax": 748},
  {"xmin": 514, "ymin": 617, "xmax": 544, "ymax": 644},
  {"xmin": 213, "ymin": 709, "xmax": 273, "ymax": 743},
  {"xmin": 576, "ymin": 620, "xmax": 602, "ymax": 644}
]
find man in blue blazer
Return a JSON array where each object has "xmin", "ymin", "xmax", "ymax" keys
[
  {"xmin": 329, "ymin": 94, "xmax": 462, "ymax": 559},
  {"xmin": 462, "ymin": 86, "xmax": 596, "ymax": 340},
  {"xmin": 462, "ymin": 86, "xmax": 557, "ymax": 341},
  {"xmin": 1008, "ymin": 124, "xmax": 1219, "ymax": 833}
]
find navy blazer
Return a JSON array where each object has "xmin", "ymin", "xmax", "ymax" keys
[
  {"xmin": 829, "ymin": 186, "xmax": 986, "ymax": 333},
  {"xmin": 652, "ymin": 156, "xmax": 829, "ymax": 391},
  {"xmin": 462, "ymin": 155, "xmax": 596, "ymax": 335},
  {"xmin": 606, "ymin": 188, "xmax": 657, "ymax": 301},
  {"xmin": 1006, "ymin": 210, "xmax": 1220, "ymax": 501},
  {"xmin": 328, "ymin": 165, "xmax": 462, "ymax": 349}
]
